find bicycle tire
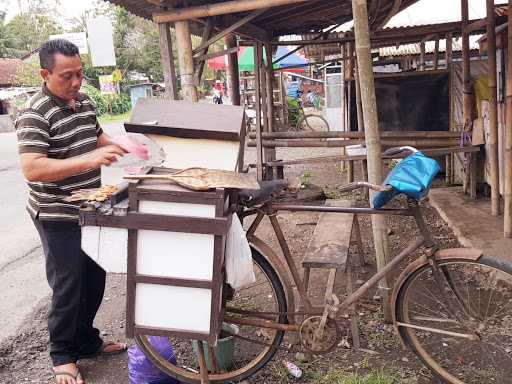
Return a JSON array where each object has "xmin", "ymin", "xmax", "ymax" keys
[
  {"xmin": 135, "ymin": 246, "xmax": 288, "ymax": 384},
  {"xmin": 297, "ymin": 114, "xmax": 329, "ymax": 132},
  {"xmin": 395, "ymin": 255, "xmax": 512, "ymax": 384}
]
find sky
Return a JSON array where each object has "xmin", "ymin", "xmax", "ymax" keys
[{"xmin": 0, "ymin": 0, "xmax": 510, "ymax": 27}]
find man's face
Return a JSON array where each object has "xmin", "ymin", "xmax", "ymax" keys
[{"xmin": 41, "ymin": 53, "xmax": 83, "ymax": 102}]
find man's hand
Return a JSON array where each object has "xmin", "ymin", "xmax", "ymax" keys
[
  {"xmin": 20, "ymin": 145, "xmax": 126, "ymax": 183},
  {"xmin": 85, "ymin": 145, "xmax": 126, "ymax": 168}
]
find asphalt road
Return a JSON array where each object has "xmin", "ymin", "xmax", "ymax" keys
[{"xmin": 0, "ymin": 122, "xmax": 126, "ymax": 344}]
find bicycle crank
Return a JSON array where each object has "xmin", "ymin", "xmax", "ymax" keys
[{"xmin": 298, "ymin": 316, "xmax": 341, "ymax": 353}]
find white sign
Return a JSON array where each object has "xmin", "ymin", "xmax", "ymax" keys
[
  {"xmin": 49, "ymin": 32, "xmax": 89, "ymax": 55},
  {"xmin": 86, "ymin": 17, "xmax": 116, "ymax": 67}
]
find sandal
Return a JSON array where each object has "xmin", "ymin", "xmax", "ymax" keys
[
  {"xmin": 54, "ymin": 366, "xmax": 84, "ymax": 384},
  {"xmin": 78, "ymin": 341, "xmax": 127, "ymax": 359}
]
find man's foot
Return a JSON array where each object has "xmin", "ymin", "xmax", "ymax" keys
[
  {"xmin": 78, "ymin": 341, "xmax": 127, "ymax": 360},
  {"xmin": 100, "ymin": 341, "xmax": 127, "ymax": 355},
  {"xmin": 53, "ymin": 363, "xmax": 85, "ymax": 384}
]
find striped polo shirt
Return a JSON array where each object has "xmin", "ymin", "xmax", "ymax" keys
[{"xmin": 16, "ymin": 85, "xmax": 103, "ymax": 222}]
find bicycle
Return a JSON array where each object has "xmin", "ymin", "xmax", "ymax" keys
[
  {"xmin": 135, "ymin": 147, "xmax": 512, "ymax": 384},
  {"xmin": 288, "ymin": 96, "xmax": 330, "ymax": 132}
]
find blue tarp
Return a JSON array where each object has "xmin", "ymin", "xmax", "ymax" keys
[{"xmin": 274, "ymin": 47, "xmax": 307, "ymax": 70}]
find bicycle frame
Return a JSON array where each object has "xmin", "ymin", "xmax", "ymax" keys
[{"xmin": 234, "ymin": 198, "xmax": 438, "ymax": 330}]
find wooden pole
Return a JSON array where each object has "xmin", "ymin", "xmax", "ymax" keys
[
  {"xmin": 352, "ymin": 0, "xmax": 392, "ymax": 322},
  {"xmin": 347, "ymin": 42, "xmax": 354, "ymax": 183},
  {"xmin": 254, "ymin": 42, "xmax": 264, "ymax": 181},
  {"xmin": 264, "ymin": 42, "xmax": 276, "ymax": 175},
  {"xmin": 446, "ymin": 32, "xmax": 453, "ymax": 184},
  {"xmin": 259, "ymin": 43, "xmax": 270, "ymax": 176},
  {"xmin": 158, "ymin": 22, "xmax": 178, "ymax": 100},
  {"xmin": 194, "ymin": 21, "xmax": 213, "ymax": 85},
  {"xmin": 487, "ymin": 0, "xmax": 501, "ymax": 215},
  {"xmin": 153, "ymin": 0, "xmax": 307, "ymax": 23},
  {"xmin": 433, "ymin": 37, "xmax": 439, "ymax": 70},
  {"xmin": 226, "ymin": 35, "xmax": 241, "ymax": 106},
  {"xmin": 175, "ymin": 20, "xmax": 198, "ymax": 102},
  {"xmin": 419, "ymin": 41, "xmax": 425, "ymax": 71},
  {"xmin": 505, "ymin": 0, "xmax": 512, "ymax": 237},
  {"xmin": 265, "ymin": 42, "xmax": 275, "ymax": 135},
  {"xmin": 461, "ymin": 0, "xmax": 472, "ymax": 194}
]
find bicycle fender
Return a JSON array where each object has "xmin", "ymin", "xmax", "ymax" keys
[
  {"xmin": 391, "ymin": 248, "xmax": 483, "ymax": 347},
  {"xmin": 248, "ymin": 235, "xmax": 297, "ymax": 323}
]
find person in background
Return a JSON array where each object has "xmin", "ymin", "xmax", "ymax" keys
[
  {"xmin": 286, "ymin": 78, "xmax": 303, "ymax": 100},
  {"xmin": 15, "ymin": 39, "xmax": 128, "ymax": 384},
  {"xmin": 213, "ymin": 79, "xmax": 224, "ymax": 104}
]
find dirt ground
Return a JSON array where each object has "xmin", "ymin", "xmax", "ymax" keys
[{"xmin": 0, "ymin": 147, "xmax": 459, "ymax": 383}]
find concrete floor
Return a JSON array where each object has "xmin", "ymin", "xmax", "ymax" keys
[{"xmin": 429, "ymin": 186, "xmax": 512, "ymax": 261}]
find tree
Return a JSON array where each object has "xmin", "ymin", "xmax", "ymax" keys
[
  {"xmin": 0, "ymin": 11, "xmax": 13, "ymax": 57},
  {"xmin": 6, "ymin": 13, "xmax": 62, "ymax": 58}
]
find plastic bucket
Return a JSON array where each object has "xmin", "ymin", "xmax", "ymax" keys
[{"xmin": 192, "ymin": 323, "xmax": 239, "ymax": 371}]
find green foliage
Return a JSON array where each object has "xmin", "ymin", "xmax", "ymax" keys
[
  {"xmin": 287, "ymin": 97, "xmax": 303, "ymax": 129},
  {"xmin": 108, "ymin": 92, "xmax": 131, "ymax": 115},
  {"xmin": 81, "ymin": 84, "xmax": 108, "ymax": 116},
  {"xmin": 81, "ymin": 84, "xmax": 131, "ymax": 117},
  {"xmin": 313, "ymin": 369, "xmax": 398, "ymax": 384}
]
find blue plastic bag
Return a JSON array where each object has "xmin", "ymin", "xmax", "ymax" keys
[
  {"xmin": 128, "ymin": 336, "xmax": 180, "ymax": 384},
  {"xmin": 373, "ymin": 152, "xmax": 441, "ymax": 208}
]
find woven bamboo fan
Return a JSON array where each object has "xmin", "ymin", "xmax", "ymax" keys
[{"xmin": 123, "ymin": 167, "xmax": 260, "ymax": 191}]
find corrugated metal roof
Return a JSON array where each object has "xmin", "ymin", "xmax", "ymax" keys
[{"xmin": 379, "ymin": 36, "xmax": 481, "ymax": 57}]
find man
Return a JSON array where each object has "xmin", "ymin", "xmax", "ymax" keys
[{"xmin": 15, "ymin": 39, "xmax": 127, "ymax": 384}]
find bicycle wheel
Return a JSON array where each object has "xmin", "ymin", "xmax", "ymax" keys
[
  {"xmin": 395, "ymin": 255, "xmax": 512, "ymax": 383},
  {"xmin": 135, "ymin": 246, "xmax": 288, "ymax": 384},
  {"xmin": 297, "ymin": 114, "xmax": 329, "ymax": 132}
]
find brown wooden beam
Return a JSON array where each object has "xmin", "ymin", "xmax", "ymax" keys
[
  {"xmin": 193, "ymin": 20, "xmax": 213, "ymax": 85},
  {"xmin": 158, "ymin": 22, "xmax": 178, "ymax": 100},
  {"xmin": 152, "ymin": 0, "xmax": 307, "ymax": 23},
  {"xmin": 216, "ymin": 14, "xmax": 270, "ymax": 42},
  {"xmin": 192, "ymin": 9, "xmax": 266, "ymax": 55}
]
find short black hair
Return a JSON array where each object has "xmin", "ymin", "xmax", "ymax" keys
[{"xmin": 39, "ymin": 39, "xmax": 80, "ymax": 71}]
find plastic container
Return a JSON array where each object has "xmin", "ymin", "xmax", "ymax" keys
[{"xmin": 191, "ymin": 323, "xmax": 239, "ymax": 371}]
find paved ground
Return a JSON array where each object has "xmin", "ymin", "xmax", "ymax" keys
[
  {"xmin": 429, "ymin": 187, "xmax": 512, "ymax": 261},
  {"xmin": 0, "ymin": 122, "xmax": 126, "ymax": 345}
]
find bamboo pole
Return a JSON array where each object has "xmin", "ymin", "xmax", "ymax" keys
[
  {"xmin": 265, "ymin": 42, "xmax": 275, "ymax": 135},
  {"xmin": 175, "ymin": 21, "xmax": 198, "ymax": 102},
  {"xmin": 347, "ymin": 42, "xmax": 355, "ymax": 183},
  {"xmin": 158, "ymin": 22, "xmax": 178, "ymax": 100},
  {"xmin": 254, "ymin": 42, "xmax": 264, "ymax": 181},
  {"xmin": 352, "ymin": 0, "xmax": 392, "ymax": 322},
  {"xmin": 461, "ymin": 0, "xmax": 472, "ymax": 194},
  {"xmin": 446, "ymin": 32, "xmax": 453, "ymax": 184},
  {"xmin": 487, "ymin": 0, "xmax": 501, "ymax": 215},
  {"xmin": 152, "ymin": 0, "xmax": 306, "ymax": 23},
  {"xmin": 248, "ymin": 130, "xmax": 461, "ymax": 139},
  {"xmin": 225, "ymin": 35, "xmax": 241, "ymax": 106},
  {"xmin": 247, "ymin": 138, "xmax": 458, "ymax": 148},
  {"xmin": 265, "ymin": 42, "xmax": 276, "ymax": 174},
  {"xmin": 505, "ymin": 1, "xmax": 512, "ymax": 237}
]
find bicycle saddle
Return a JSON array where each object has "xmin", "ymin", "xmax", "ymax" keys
[{"xmin": 238, "ymin": 179, "xmax": 289, "ymax": 207}]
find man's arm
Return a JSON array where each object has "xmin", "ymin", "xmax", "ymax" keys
[
  {"xmin": 20, "ymin": 145, "xmax": 126, "ymax": 183},
  {"xmin": 97, "ymin": 132, "xmax": 115, "ymax": 148}
]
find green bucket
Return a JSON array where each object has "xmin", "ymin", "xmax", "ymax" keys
[{"xmin": 192, "ymin": 323, "xmax": 239, "ymax": 371}]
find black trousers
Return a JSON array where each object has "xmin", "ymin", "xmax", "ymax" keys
[{"xmin": 32, "ymin": 218, "xmax": 106, "ymax": 366}]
